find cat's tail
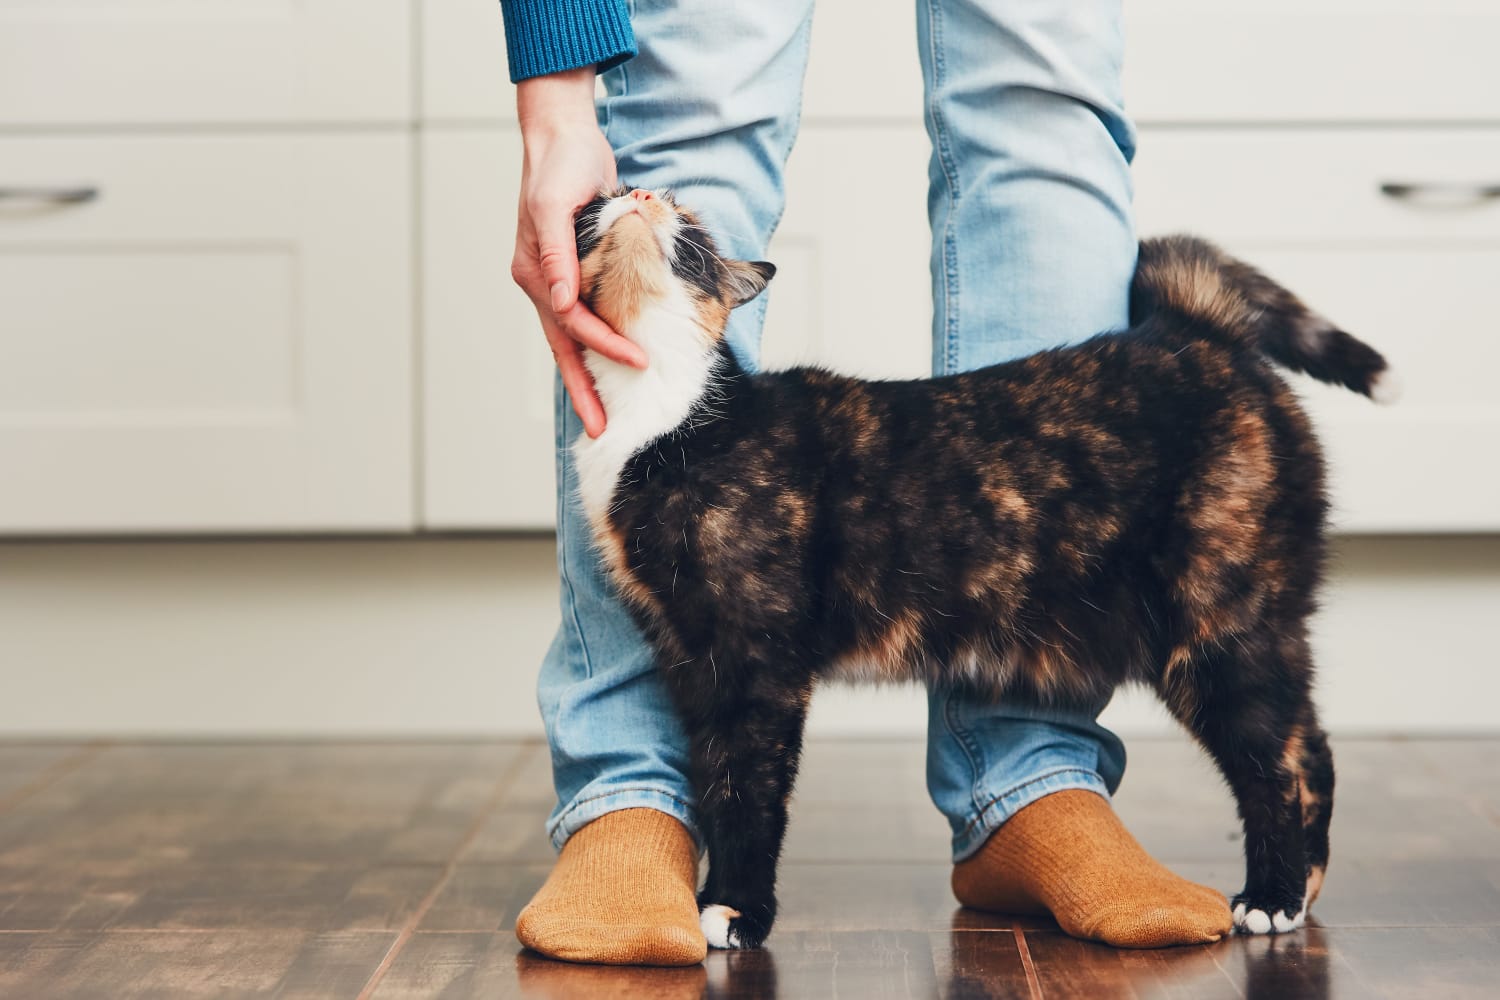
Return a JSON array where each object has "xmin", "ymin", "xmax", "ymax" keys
[{"xmin": 1130, "ymin": 235, "xmax": 1398, "ymax": 402}]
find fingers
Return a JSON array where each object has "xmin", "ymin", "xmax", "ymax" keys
[
  {"xmin": 556, "ymin": 302, "xmax": 648, "ymax": 369},
  {"xmin": 544, "ymin": 324, "xmax": 607, "ymax": 438},
  {"xmin": 517, "ymin": 203, "xmax": 647, "ymax": 370},
  {"xmin": 533, "ymin": 209, "xmax": 582, "ymax": 315}
]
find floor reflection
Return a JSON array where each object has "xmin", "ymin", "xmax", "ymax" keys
[
  {"xmin": 1236, "ymin": 926, "xmax": 1333, "ymax": 1000},
  {"xmin": 515, "ymin": 949, "xmax": 709, "ymax": 999},
  {"xmin": 513, "ymin": 922, "xmax": 1339, "ymax": 999},
  {"xmin": 514, "ymin": 946, "xmax": 778, "ymax": 999}
]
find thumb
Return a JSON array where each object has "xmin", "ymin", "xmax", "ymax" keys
[{"xmin": 536, "ymin": 213, "xmax": 581, "ymax": 314}]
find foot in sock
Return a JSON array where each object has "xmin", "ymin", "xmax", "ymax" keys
[
  {"xmin": 951, "ymin": 789, "xmax": 1232, "ymax": 948},
  {"xmin": 515, "ymin": 808, "xmax": 707, "ymax": 966}
]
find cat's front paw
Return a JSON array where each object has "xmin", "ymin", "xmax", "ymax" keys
[
  {"xmin": 1231, "ymin": 890, "xmax": 1308, "ymax": 935},
  {"xmin": 699, "ymin": 902, "xmax": 772, "ymax": 950}
]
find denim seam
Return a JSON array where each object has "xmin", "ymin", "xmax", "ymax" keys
[
  {"xmin": 941, "ymin": 692, "xmax": 987, "ymax": 821},
  {"xmin": 957, "ymin": 766, "xmax": 1105, "ymax": 840},
  {"xmin": 553, "ymin": 387, "xmax": 599, "ymax": 681},
  {"xmin": 923, "ymin": 0, "xmax": 962, "ymax": 377},
  {"xmin": 599, "ymin": 0, "xmax": 633, "ymax": 151}
]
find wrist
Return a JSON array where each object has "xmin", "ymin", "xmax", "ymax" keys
[{"xmin": 517, "ymin": 68, "xmax": 599, "ymax": 139}]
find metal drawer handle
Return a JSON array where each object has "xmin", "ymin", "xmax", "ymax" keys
[
  {"xmin": 0, "ymin": 186, "xmax": 100, "ymax": 205},
  {"xmin": 1380, "ymin": 182, "xmax": 1500, "ymax": 206}
]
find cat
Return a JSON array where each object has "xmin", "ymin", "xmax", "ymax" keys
[{"xmin": 569, "ymin": 184, "xmax": 1394, "ymax": 950}]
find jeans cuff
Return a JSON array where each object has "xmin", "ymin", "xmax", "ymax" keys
[
  {"xmin": 950, "ymin": 766, "xmax": 1110, "ymax": 863},
  {"xmin": 546, "ymin": 785, "xmax": 703, "ymax": 853}
]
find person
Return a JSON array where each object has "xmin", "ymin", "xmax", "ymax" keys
[{"xmin": 501, "ymin": 0, "xmax": 1233, "ymax": 966}]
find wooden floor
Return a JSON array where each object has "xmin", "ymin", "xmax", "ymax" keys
[{"xmin": 1, "ymin": 737, "xmax": 1497, "ymax": 998}]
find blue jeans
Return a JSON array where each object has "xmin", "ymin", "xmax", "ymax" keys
[{"xmin": 538, "ymin": 0, "xmax": 1134, "ymax": 862}]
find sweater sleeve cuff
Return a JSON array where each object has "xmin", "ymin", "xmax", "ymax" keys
[{"xmin": 501, "ymin": 0, "xmax": 637, "ymax": 84}]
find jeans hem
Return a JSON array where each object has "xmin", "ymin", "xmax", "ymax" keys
[
  {"xmin": 950, "ymin": 766, "xmax": 1109, "ymax": 863},
  {"xmin": 547, "ymin": 786, "xmax": 702, "ymax": 853}
]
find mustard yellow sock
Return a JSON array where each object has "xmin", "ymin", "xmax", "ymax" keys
[
  {"xmin": 951, "ymin": 789, "xmax": 1232, "ymax": 948},
  {"xmin": 515, "ymin": 808, "xmax": 707, "ymax": 966}
]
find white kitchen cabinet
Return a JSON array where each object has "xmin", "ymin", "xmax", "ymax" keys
[
  {"xmin": 1124, "ymin": 0, "xmax": 1500, "ymax": 124},
  {"xmin": 795, "ymin": 0, "xmax": 1500, "ymax": 124},
  {"xmin": 421, "ymin": 0, "xmax": 514, "ymax": 122},
  {"xmin": 421, "ymin": 127, "xmax": 557, "ymax": 530},
  {"xmin": 0, "ymin": 0, "xmax": 412, "ymax": 126},
  {"xmin": 0, "ymin": 134, "xmax": 413, "ymax": 532}
]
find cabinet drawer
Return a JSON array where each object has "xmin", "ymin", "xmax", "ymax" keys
[
  {"xmin": 0, "ymin": 1, "xmax": 410, "ymax": 125},
  {"xmin": 799, "ymin": 1, "xmax": 1497, "ymax": 124},
  {"xmin": 1125, "ymin": 1, "xmax": 1500, "ymax": 124},
  {"xmin": 1135, "ymin": 129, "xmax": 1500, "ymax": 531},
  {"xmin": 0, "ymin": 134, "xmax": 413, "ymax": 533}
]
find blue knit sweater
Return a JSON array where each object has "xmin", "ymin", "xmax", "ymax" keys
[{"xmin": 500, "ymin": 0, "xmax": 636, "ymax": 83}]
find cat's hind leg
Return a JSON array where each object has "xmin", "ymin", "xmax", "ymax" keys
[
  {"xmin": 1157, "ymin": 631, "xmax": 1316, "ymax": 935},
  {"xmin": 1293, "ymin": 717, "xmax": 1335, "ymax": 906}
]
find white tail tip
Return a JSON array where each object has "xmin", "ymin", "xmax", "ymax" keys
[{"xmin": 1370, "ymin": 368, "xmax": 1402, "ymax": 405}]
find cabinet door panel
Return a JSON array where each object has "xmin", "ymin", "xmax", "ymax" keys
[
  {"xmin": 420, "ymin": 0, "xmax": 513, "ymax": 122},
  {"xmin": 421, "ymin": 127, "xmax": 556, "ymax": 529},
  {"xmin": 0, "ymin": 0, "xmax": 411, "ymax": 125},
  {"xmin": 0, "ymin": 134, "xmax": 413, "ymax": 533},
  {"xmin": 1125, "ymin": 1, "xmax": 1500, "ymax": 124}
]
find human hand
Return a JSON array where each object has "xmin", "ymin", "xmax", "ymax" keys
[{"xmin": 512, "ymin": 68, "xmax": 647, "ymax": 438}]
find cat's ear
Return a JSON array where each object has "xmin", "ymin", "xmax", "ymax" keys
[{"xmin": 723, "ymin": 260, "xmax": 776, "ymax": 306}]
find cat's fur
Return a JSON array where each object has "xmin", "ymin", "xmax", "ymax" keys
[{"xmin": 571, "ymin": 186, "xmax": 1393, "ymax": 950}]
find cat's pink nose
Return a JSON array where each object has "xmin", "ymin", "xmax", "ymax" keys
[{"xmin": 629, "ymin": 189, "xmax": 654, "ymax": 202}]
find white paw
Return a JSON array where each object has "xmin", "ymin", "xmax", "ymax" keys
[
  {"xmin": 700, "ymin": 904, "xmax": 743, "ymax": 950},
  {"xmin": 1234, "ymin": 898, "xmax": 1307, "ymax": 935},
  {"xmin": 1239, "ymin": 907, "xmax": 1273, "ymax": 935},
  {"xmin": 1271, "ymin": 908, "xmax": 1304, "ymax": 933}
]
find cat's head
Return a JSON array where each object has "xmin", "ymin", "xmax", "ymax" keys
[{"xmin": 574, "ymin": 186, "xmax": 775, "ymax": 344}]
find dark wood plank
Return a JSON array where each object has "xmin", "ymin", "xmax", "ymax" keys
[
  {"xmin": 0, "ymin": 929, "xmax": 395, "ymax": 999},
  {"xmin": 1319, "ymin": 740, "xmax": 1500, "ymax": 862},
  {"xmin": 460, "ymin": 797, "xmax": 557, "ymax": 864},
  {"xmin": 1021, "ymin": 931, "xmax": 1242, "ymax": 1000},
  {"xmin": 418, "ymin": 864, "xmax": 544, "ymax": 933},
  {"xmin": 1413, "ymin": 739, "xmax": 1500, "ymax": 829},
  {"xmin": 374, "ymin": 930, "xmax": 1012, "ymax": 1000},
  {"xmin": 933, "ymin": 930, "xmax": 1038, "ymax": 1000},
  {"xmin": 1324, "ymin": 925, "xmax": 1500, "ymax": 1000},
  {"xmin": 0, "ymin": 743, "xmax": 528, "ymax": 871},
  {"xmin": 370, "ymin": 931, "xmax": 678, "ymax": 999},
  {"xmin": 0, "ymin": 856, "xmax": 449, "ymax": 933},
  {"xmin": 0, "ymin": 744, "xmax": 96, "ymax": 808}
]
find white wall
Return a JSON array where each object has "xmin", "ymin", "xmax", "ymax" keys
[{"xmin": 2, "ymin": 535, "xmax": 1495, "ymax": 738}]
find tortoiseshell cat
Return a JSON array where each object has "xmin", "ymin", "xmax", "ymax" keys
[{"xmin": 571, "ymin": 186, "xmax": 1394, "ymax": 950}]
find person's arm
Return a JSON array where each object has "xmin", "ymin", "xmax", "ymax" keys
[
  {"xmin": 499, "ymin": 0, "xmax": 636, "ymax": 85},
  {"xmin": 502, "ymin": 6, "xmax": 645, "ymax": 438}
]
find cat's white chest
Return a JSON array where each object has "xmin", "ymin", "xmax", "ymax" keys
[{"xmin": 572, "ymin": 296, "xmax": 719, "ymax": 525}]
